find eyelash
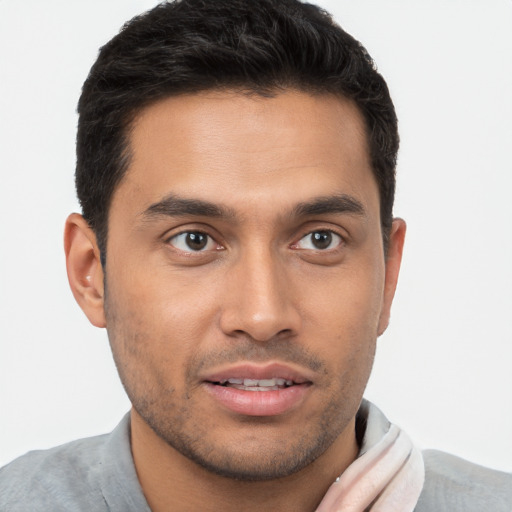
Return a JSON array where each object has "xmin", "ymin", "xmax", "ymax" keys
[
  {"xmin": 165, "ymin": 228, "xmax": 345, "ymax": 255},
  {"xmin": 166, "ymin": 230, "xmax": 222, "ymax": 253},
  {"xmin": 292, "ymin": 230, "xmax": 345, "ymax": 251}
]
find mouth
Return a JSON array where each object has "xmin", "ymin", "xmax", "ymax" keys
[
  {"xmin": 212, "ymin": 377, "xmax": 296, "ymax": 391},
  {"xmin": 201, "ymin": 364, "xmax": 313, "ymax": 416}
]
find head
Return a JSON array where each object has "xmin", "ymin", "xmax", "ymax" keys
[
  {"xmin": 76, "ymin": 0, "xmax": 399, "ymax": 264},
  {"xmin": 66, "ymin": 0, "xmax": 405, "ymax": 483}
]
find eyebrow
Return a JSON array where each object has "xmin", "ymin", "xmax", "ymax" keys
[
  {"xmin": 141, "ymin": 194, "xmax": 237, "ymax": 220},
  {"xmin": 293, "ymin": 194, "xmax": 366, "ymax": 218},
  {"xmin": 140, "ymin": 192, "xmax": 366, "ymax": 223}
]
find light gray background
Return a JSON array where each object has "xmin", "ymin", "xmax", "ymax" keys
[{"xmin": 1, "ymin": 0, "xmax": 511, "ymax": 471}]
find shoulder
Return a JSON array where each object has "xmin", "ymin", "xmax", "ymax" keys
[
  {"xmin": 415, "ymin": 449, "xmax": 512, "ymax": 512},
  {"xmin": 0, "ymin": 434, "xmax": 110, "ymax": 512}
]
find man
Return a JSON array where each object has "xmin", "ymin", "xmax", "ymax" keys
[{"xmin": 0, "ymin": 0, "xmax": 510, "ymax": 510}]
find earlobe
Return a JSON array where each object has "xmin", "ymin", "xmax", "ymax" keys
[
  {"xmin": 377, "ymin": 218, "xmax": 406, "ymax": 336},
  {"xmin": 64, "ymin": 213, "xmax": 106, "ymax": 328}
]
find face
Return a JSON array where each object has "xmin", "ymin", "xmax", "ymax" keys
[{"xmin": 101, "ymin": 91, "xmax": 400, "ymax": 480}]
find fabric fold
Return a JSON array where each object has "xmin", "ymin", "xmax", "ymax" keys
[{"xmin": 316, "ymin": 420, "xmax": 424, "ymax": 512}]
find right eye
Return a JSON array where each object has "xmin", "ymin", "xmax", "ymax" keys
[{"xmin": 167, "ymin": 231, "xmax": 220, "ymax": 253}]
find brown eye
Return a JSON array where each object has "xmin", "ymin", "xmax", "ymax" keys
[
  {"xmin": 185, "ymin": 232, "xmax": 208, "ymax": 250},
  {"xmin": 168, "ymin": 231, "xmax": 216, "ymax": 252},
  {"xmin": 311, "ymin": 231, "xmax": 332, "ymax": 249},
  {"xmin": 296, "ymin": 230, "xmax": 342, "ymax": 251}
]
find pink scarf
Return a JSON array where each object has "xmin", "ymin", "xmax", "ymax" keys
[{"xmin": 316, "ymin": 423, "xmax": 424, "ymax": 512}]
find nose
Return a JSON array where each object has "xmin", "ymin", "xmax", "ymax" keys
[{"xmin": 219, "ymin": 248, "xmax": 302, "ymax": 342}]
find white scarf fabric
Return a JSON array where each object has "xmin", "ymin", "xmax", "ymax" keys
[{"xmin": 316, "ymin": 407, "xmax": 425, "ymax": 512}]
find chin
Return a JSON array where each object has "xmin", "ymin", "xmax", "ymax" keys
[{"xmin": 144, "ymin": 409, "xmax": 343, "ymax": 482}]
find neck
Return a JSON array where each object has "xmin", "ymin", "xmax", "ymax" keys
[{"xmin": 130, "ymin": 409, "xmax": 359, "ymax": 512}]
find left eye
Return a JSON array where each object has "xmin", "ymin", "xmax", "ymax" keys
[
  {"xmin": 167, "ymin": 231, "xmax": 218, "ymax": 252},
  {"xmin": 295, "ymin": 230, "xmax": 343, "ymax": 250}
]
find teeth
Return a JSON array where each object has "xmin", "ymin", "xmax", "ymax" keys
[
  {"xmin": 221, "ymin": 377, "xmax": 294, "ymax": 388},
  {"xmin": 243, "ymin": 386, "xmax": 279, "ymax": 391}
]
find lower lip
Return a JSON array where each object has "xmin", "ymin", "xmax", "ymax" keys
[{"xmin": 203, "ymin": 383, "xmax": 311, "ymax": 416}]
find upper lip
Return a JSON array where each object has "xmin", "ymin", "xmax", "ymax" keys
[{"xmin": 200, "ymin": 362, "xmax": 314, "ymax": 385}]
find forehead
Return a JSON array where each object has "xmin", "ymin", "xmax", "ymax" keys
[{"xmin": 114, "ymin": 90, "xmax": 377, "ymax": 220}]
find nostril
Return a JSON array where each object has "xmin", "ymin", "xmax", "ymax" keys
[{"xmin": 218, "ymin": 283, "xmax": 302, "ymax": 341}]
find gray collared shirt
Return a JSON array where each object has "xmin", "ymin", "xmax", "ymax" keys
[{"xmin": 1, "ymin": 401, "xmax": 510, "ymax": 511}]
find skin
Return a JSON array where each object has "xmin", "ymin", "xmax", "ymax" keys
[{"xmin": 65, "ymin": 90, "xmax": 405, "ymax": 512}]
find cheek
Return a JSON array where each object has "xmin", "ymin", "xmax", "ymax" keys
[
  {"xmin": 295, "ymin": 260, "xmax": 384, "ymax": 376},
  {"xmin": 103, "ymin": 265, "xmax": 222, "ymax": 386},
  {"xmin": 108, "ymin": 258, "xmax": 219, "ymax": 330},
  {"xmin": 301, "ymin": 263, "xmax": 385, "ymax": 332}
]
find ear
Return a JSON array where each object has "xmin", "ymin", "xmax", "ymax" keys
[
  {"xmin": 377, "ymin": 218, "xmax": 406, "ymax": 336},
  {"xmin": 64, "ymin": 213, "xmax": 106, "ymax": 328}
]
